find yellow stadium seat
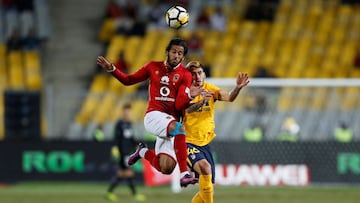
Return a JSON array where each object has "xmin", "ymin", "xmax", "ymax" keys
[
  {"xmin": 287, "ymin": 67, "xmax": 302, "ymax": 78},
  {"xmin": 75, "ymin": 74, "xmax": 109, "ymax": 125},
  {"xmin": 106, "ymin": 35, "xmax": 128, "ymax": 62},
  {"xmin": 211, "ymin": 53, "xmax": 229, "ymax": 77},
  {"xmin": 262, "ymin": 53, "xmax": 276, "ymax": 68},
  {"xmin": 341, "ymin": 87, "xmax": 359, "ymax": 110},
  {"xmin": 350, "ymin": 69, "xmax": 360, "ymax": 78},
  {"xmin": 310, "ymin": 87, "xmax": 328, "ymax": 111},
  {"xmin": 26, "ymin": 73, "xmax": 42, "ymax": 90},
  {"xmin": 302, "ymin": 68, "xmax": 317, "ymax": 78},
  {"xmin": 0, "ymin": 46, "xmax": 6, "ymax": 88},
  {"xmin": 227, "ymin": 18, "xmax": 240, "ymax": 34},
  {"xmin": 108, "ymin": 76, "xmax": 123, "ymax": 94},
  {"xmin": 123, "ymin": 36, "xmax": 142, "ymax": 64},
  {"xmin": 293, "ymin": 87, "xmax": 310, "ymax": 110},
  {"xmin": 339, "ymin": 42, "xmax": 356, "ymax": 67},
  {"xmin": 326, "ymin": 42, "xmax": 341, "ymax": 58},
  {"xmin": 110, "ymin": 101, "xmax": 126, "ymax": 123},
  {"xmin": 8, "ymin": 51, "xmax": 25, "ymax": 89},
  {"xmin": 332, "ymin": 28, "xmax": 346, "ymax": 43},
  {"xmin": 274, "ymin": 66, "xmax": 288, "ymax": 78},
  {"xmin": 277, "ymin": 87, "xmax": 294, "ymax": 111},
  {"xmin": 131, "ymin": 99, "xmax": 148, "ymax": 122},
  {"xmin": 93, "ymin": 93, "xmax": 117, "ymax": 125},
  {"xmin": 0, "ymin": 44, "xmax": 6, "ymax": 71},
  {"xmin": 24, "ymin": 51, "xmax": 42, "ymax": 90},
  {"xmin": 278, "ymin": 96, "xmax": 292, "ymax": 111},
  {"xmin": 75, "ymin": 94, "xmax": 103, "ymax": 126},
  {"xmin": 98, "ymin": 18, "xmax": 116, "ymax": 42},
  {"xmin": 24, "ymin": 51, "xmax": 40, "ymax": 69},
  {"xmin": 90, "ymin": 74, "xmax": 109, "ymax": 93},
  {"xmin": 0, "ymin": 93, "xmax": 3, "ymax": 140},
  {"xmin": 269, "ymin": 22, "xmax": 285, "ymax": 41}
]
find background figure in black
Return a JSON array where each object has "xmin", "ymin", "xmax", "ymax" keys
[{"xmin": 106, "ymin": 103, "xmax": 145, "ymax": 202}]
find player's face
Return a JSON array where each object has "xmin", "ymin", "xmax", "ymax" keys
[
  {"xmin": 191, "ymin": 67, "xmax": 205, "ymax": 87},
  {"xmin": 123, "ymin": 108, "xmax": 131, "ymax": 121},
  {"xmin": 166, "ymin": 45, "xmax": 185, "ymax": 68}
]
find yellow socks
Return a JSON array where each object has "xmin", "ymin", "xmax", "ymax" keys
[
  {"xmin": 199, "ymin": 175, "xmax": 213, "ymax": 203},
  {"xmin": 191, "ymin": 192, "xmax": 203, "ymax": 203},
  {"xmin": 191, "ymin": 175, "xmax": 214, "ymax": 203}
]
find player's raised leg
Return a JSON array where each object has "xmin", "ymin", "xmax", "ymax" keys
[
  {"xmin": 128, "ymin": 142, "xmax": 148, "ymax": 165},
  {"xmin": 168, "ymin": 121, "xmax": 198, "ymax": 187}
]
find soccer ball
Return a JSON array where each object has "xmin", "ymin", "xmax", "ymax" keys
[{"xmin": 165, "ymin": 5, "xmax": 189, "ymax": 29}]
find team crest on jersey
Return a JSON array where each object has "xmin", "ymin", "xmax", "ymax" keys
[
  {"xmin": 173, "ymin": 74, "xmax": 180, "ymax": 82},
  {"xmin": 160, "ymin": 76, "xmax": 169, "ymax": 85}
]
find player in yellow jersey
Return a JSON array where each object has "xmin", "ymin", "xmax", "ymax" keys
[{"xmin": 184, "ymin": 61, "xmax": 249, "ymax": 203}]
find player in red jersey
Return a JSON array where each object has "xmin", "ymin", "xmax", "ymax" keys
[{"xmin": 97, "ymin": 38, "xmax": 202, "ymax": 187}]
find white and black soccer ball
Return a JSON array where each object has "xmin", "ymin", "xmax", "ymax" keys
[{"xmin": 165, "ymin": 5, "xmax": 189, "ymax": 29}]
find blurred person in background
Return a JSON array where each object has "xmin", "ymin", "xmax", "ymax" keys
[
  {"xmin": 186, "ymin": 32, "xmax": 203, "ymax": 60},
  {"xmin": 184, "ymin": 61, "xmax": 249, "ymax": 203},
  {"xmin": 334, "ymin": 121, "xmax": 353, "ymax": 143},
  {"xmin": 106, "ymin": 103, "xmax": 145, "ymax": 202},
  {"xmin": 209, "ymin": 6, "xmax": 226, "ymax": 32},
  {"xmin": 278, "ymin": 117, "xmax": 300, "ymax": 142},
  {"xmin": 196, "ymin": 7, "xmax": 210, "ymax": 29},
  {"xmin": 114, "ymin": 50, "xmax": 129, "ymax": 73},
  {"xmin": 243, "ymin": 122, "xmax": 263, "ymax": 142},
  {"xmin": 22, "ymin": 27, "xmax": 41, "ymax": 50},
  {"xmin": 354, "ymin": 48, "xmax": 360, "ymax": 68},
  {"xmin": 97, "ymin": 38, "xmax": 202, "ymax": 188},
  {"xmin": 6, "ymin": 28, "xmax": 23, "ymax": 51}
]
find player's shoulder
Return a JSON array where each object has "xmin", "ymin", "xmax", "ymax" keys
[
  {"xmin": 115, "ymin": 119, "xmax": 124, "ymax": 126},
  {"xmin": 204, "ymin": 81, "xmax": 220, "ymax": 91},
  {"xmin": 144, "ymin": 61, "xmax": 164, "ymax": 68},
  {"xmin": 178, "ymin": 64, "xmax": 191, "ymax": 74}
]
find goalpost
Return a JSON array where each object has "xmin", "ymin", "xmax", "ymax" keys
[
  {"xmin": 170, "ymin": 78, "xmax": 360, "ymax": 192},
  {"xmin": 207, "ymin": 78, "xmax": 360, "ymax": 87},
  {"xmin": 206, "ymin": 78, "xmax": 360, "ymax": 141}
]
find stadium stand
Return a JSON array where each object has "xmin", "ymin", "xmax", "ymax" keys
[
  {"xmin": 0, "ymin": 0, "xmax": 49, "ymax": 140},
  {"xmin": 1, "ymin": 0, "xmax": 353, "ymax": 141},
  {"xmin": 67, "ymin": 0, "xmax": 360, "ymax": 141}
]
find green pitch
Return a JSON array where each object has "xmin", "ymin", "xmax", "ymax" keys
[{"xmin": 0, "ymin": 182, "xmax": 359, "ymax": 203}]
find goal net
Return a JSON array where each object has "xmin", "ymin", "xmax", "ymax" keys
[{"xmin": 206, "ymin": 78, "xmax": 360, "ymax": 142}]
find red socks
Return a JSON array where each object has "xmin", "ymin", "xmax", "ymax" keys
[
  {"xmin": 144, "ymin": 134, "xmax": 188, "ymax": 174},
  {"xmin": 144, "ymin": 149, "xmax": 161, "ymax": 171},
  {"xmin": 173, "ymin": 134, "xmax": 188, "ymax": 173}
]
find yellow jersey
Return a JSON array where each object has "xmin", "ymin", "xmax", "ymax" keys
[{"xmin": 183, "ymin": 82, "xmax": 220, "ymax": 146}]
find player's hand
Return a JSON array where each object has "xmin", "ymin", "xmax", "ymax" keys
[
  {"xmin": 202, "ymin": 91, "xmax": 214, "ymax": 103},
  {"xmin": 97, "ymin": 56, "xmax": 114, "ymax": 72},
  {"xmin": 236, "ymin": 72, "xmax": 250, "ymax": 88}
]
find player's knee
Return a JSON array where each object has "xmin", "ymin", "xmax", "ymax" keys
[
  {"xmin": 159, "ymin": 155, "xmax": 176, "ymax": 174},
  {"xmin": 160, "ymin": 166, "xmax": 174, "ymax": 175},
  {"xmin": 168, "ymin": 121, "xmax": 185, "ymax": 137},
  {"xmin": 196, "ymin": 160, "xmax": 212, "ymax": 175}
]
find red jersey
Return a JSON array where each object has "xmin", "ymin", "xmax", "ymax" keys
[{"xmin": 111, "ymin": 61, "xmax": 192, "ymax": 120}]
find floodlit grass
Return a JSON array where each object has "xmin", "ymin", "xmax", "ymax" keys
[{"xmin": 0, "ymin": 182, "xmax": 359, "ymax": 203}]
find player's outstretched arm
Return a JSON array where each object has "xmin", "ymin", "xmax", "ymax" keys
[
  {"xmin": 97, "ymin": 56, "xmax": 148, "ymax": 85},
  {"xmin": 175, "ymin": 85, "xmax": 203, "ymax": 111},
  {"xmin": 219, "ymin": 72, "xmax": 250, "ymax": 102},
  {"xmin": 235, "ymin": 72, "xmax": 250, "ymax": 89},
  {"xmin": 97, "ymin": 56, "xmax": 115, "ymax": 72},
  {"xmin": 186, "ymin": 91, "xmax": 213, "ymax": 113}
]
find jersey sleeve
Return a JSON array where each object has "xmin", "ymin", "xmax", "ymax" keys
[
  {"xmin": 207, "ymin": 83, "xmax": 221, "ymax": 101},
  {"xmin": 175, "ymin": 71, "xmax": 193, "ymax": 110},
  {"xmin": 111, "ymin": 63, "xmax": 150, "ymax": 85}
]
